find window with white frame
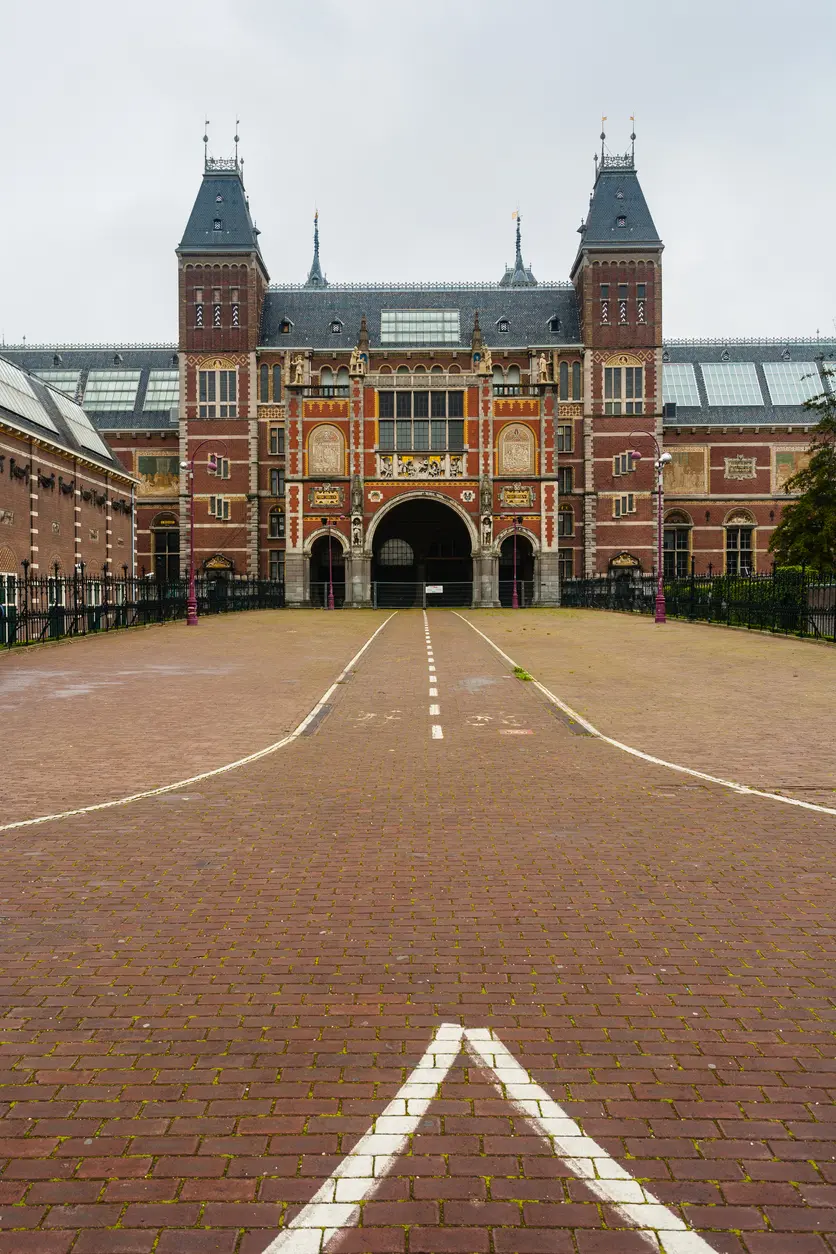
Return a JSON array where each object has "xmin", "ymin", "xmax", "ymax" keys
[
  {"xmin": 380, "ymin": 310, "xmax": 460, "ymax": 345},
  {"xmin": 557, "ymin": 508, "xmax": 574, "ymax": 536},
  {"xmin": 726, "ymin": 523, "xmax": 754, "ymax": 574},
  {"xmin": 269, "ymin": 550, "xmax": 284, "ymax": 581},
  {"xmin": 268, "ymin": 509, "xmax": 285, "ymax": 539},
  {"xmin": 558, "ymin": 548, "xmax": 573, "ymax": 580},
  {"xmin": 762, "ymin": 362, "xmax": 822, "ymax": 405},
  {"xmin": 82, "ymin": 371, "xmax": 141, "ymax": 411},
  {"xmin": 269, "ymin": 426, "xmax": 285, "ymax": 455},
  {"xmin": 209, "ymin": 495, "xmax": 231, "ymax": 520},
  {"xmin": 613, "ymin": 493, "xmax": 636, "ymax": 518},
  {"xmin": 663, "ymin": 363, "xmax": 701, "ymax": 407},
  {"xmin": 556, "ymin": 424, "xmax": 573, "ymax": 452},
  {"xmin": 211, "ymin": 456, "xmax": 230, "ymax": 480},
  {"xmin": 604, "ymin": 365, "xmax": 643, "ymax": 415},
  {"xmin": 701, "ymin": 362, "xmax": 763, "ymax": 406},
  {"xmin": 144, "ymin": 370, "xmax": 180, "ymax": 411},
  {"xmin": 557, "ymin": 467, "xmax": 573, "ymax": 494},
  {"xmin": 270, "ymin": 468, "xmax": 286, "ymax": 496},
  {"xmin": 0, "ymin": 573, "xmax": 16, "ymax": 609},
  {"xmin": 199, "ymin": 369, "xmax": 237, "ymax": 418},
  {"xmin": 613, "ymin": 451, "xmax": 637, "ymax": 476}
]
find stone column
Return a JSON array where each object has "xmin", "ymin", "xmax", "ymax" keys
[
  {"xmin": 347, "ymin": 553, "xmax": 371, "ymax": 607},
  {"xmin": 284, "ymin": 552, "xmax": 306, "ymax": 607},
  {"xmin": 538, "ymin": 550, "xmax": 561, "ymax": 606}
]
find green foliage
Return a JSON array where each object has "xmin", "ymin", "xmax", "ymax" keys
[{"xmin": 769, "ymin": 376, "xmax": 836, "ymax": 572}]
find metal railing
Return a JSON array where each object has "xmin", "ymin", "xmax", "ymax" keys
[
  {"xmin": 0, "ymin": 569, "xmax": 285, "ymax": 648},
  {"xmin": 561, "ymin": 569, "xmax": 836, "ymax": 642},
  {"xmin": 309, "ymin": 580, "xmax": 346, "ymax": 609},
  {"xmin": 493, "ymin": 385, "xmax": 539, "ymax": 397},
  {"xmin": 372, "ymin": 581, "xmax": 474, "ymax": 608},
  {"xmin": 498, "ymin": 579, "xmax": 536, "ymax": 608}
]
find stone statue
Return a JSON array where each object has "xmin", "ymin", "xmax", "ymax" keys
[
  {"xmin": 351, "ymin": 475, "xmax": 363, "ymax": 514},
  {"xmin": 349, "ymin": 347, "xmax": 360, "ymax": 374},
  {"xmin": 480, "ymin": 475, "xmax": 492, "ymax": 513},
  {"xmin": 291, "ymin": 355, "xmax": 305, "ymax": 386},
  {"xmin": 538, "ymin": 352, "xmax": 550, "ymax": 384},
  {"xmin": 351, "ymin": 517, "xmax": 363, "ymax": 547},
  {"xmin": 480, "ymin": 347, "xmax": 492, "ymax": 375}
]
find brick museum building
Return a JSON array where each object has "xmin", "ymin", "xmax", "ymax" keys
[{"xmin": 3, "ymin": 135, "xmax": 834, "ymax": 606}]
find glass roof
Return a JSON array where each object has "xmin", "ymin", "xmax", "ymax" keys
[
  {"xmin": 143, "ymin": 370, "xmax": 180, "ymax": 411},
  {"xmin": 33, "ymin": 370, "xmax": 81, "ymax": 397},
  {"xmin": 380, "ymin": 310, "xmax": 461, "ymax": 345},
  {"xmin": 762, "ymin": 361, "xmax": 822, "ymax": 406},
  {"xmin": 663, "ymin": 363, "xmax": 701, "ymax": 407},
  {"xmin": 0, "ymin": 357, "xmax": 60, "ymax": 433},
  {"xmin": 82, "ymin": 370, "xmax": 141, "ymax": 411},
  {"xmin": 701, "ymin": 362, "xmax": 763, "ymax": 406},
  {"xmin": 48, "ymin": 388, "xmax": 112, "ymax": 458}
]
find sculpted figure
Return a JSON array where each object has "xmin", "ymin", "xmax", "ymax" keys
[
  {"xmin": 292, "ymin": 355, "xmax": 305, "ymax": 386},
  {"xmin": 538, "ymin": 352, "xmax": 550, "ymax": 383},
  {"xmin": 481, "ymin": 347, "xmax": 492, "ymax": 374}
]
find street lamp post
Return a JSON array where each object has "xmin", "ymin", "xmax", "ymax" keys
[
  {"xmin": 511, "ymin": 515, "xmax": 522, "ymax": 609},
  {"xmin": 628, "ymin": 432, "xmax": 672, "ymax": 624},
  {"xmin": 320, "ymin": 517, "xmax": 335, "ymax": 610},
  {"xmin": 181, "ymin": 440, "xmax": 228, "ymax": 626}
]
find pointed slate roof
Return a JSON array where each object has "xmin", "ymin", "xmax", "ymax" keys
[
  {"xmin": 575, "ymin": 155, "xmax": 661, "ymax": 262},
  {"xmin": 499, "ymin": 215, "xmax": 537, "ymax": 287},
  {"xmin": 177, "ymin": 161, "xmax": 265, "ymax": 265},
  {"xmin": 305, "ymin": 213, "xmax": 328, "ymax": 288}
]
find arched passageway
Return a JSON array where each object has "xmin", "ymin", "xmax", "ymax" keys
[
  {"xmin": 498, "ymin": 532, "xmax": 535, "ymax": 607},
  {"xmin": 371, "ymin": 498, "xmax": 473, "ymax": 607},
  {"xmin": 310, "ymin": 535, "xmax": 346, "ymax": 607}
]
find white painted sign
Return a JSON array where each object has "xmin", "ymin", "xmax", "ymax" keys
[
  {"xmin": 425, "ymin": 584, "xmax": 443, "ymax": 593},
  {"xmin": 262, "ymin": 1023, "xmax": 715, "ymax": 1254}
]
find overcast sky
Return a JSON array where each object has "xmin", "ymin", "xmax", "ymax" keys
[{"xmin": 2, "ymin": 0, "xmax": 834, "ymax": 345}]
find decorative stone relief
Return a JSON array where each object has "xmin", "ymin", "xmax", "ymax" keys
[
  {"xmin": 308, "ymin": 424, "xmax": 345, "ymax": 476},
  {"xmin": 368, "ymin": 489, "xmax": 383, "ymax": 502},
  {"xmin": 460, "ymin": 489, "xmax": 476, "ymax": 503},
  {"xmin": 308, "ymin": 483, "xmax": 343, "ymax": 507},
  {"xmin": 497, "ymin": 423, "xmax": 535, "ymax": 475},
  {"xmin": 724, "ymin": 456, "xmax": 757, "ymax": 480},
  {"xmin": 500, "ymin": 482, "xmax": 534, "ymax": 508}
]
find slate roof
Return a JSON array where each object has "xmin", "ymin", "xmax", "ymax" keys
[
  {"xmin": 0, "ymin": 354, "xmax": 135, "ymax": 477},
  {"xmin": 662, "ymin": 340, "xmax": 836, "ymax": 427},
  {"xmin": 574, "ymin": 158, "xmax": 661, "ymax": 268},
  {"xmin": 0, "ymin": 347, "xmax": 179, "ymax": 432},
  {"xmin": 177, "ymin": 163, "xmax": 265, "ymax": 266},
  {"xmin": 260, "ymin": 285, "xmax": 581, "ymax": 350}
]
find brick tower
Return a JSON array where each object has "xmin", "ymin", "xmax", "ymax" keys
[
  {"xmin": 571, "ymin": 128, "xmax": 663, "ymax": 575},
  {"xmin": 176, "ymin": 137, "xmax": 269, "ymax": 577}
]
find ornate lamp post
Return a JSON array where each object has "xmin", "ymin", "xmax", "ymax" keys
[
  {"xmin": 181, "ymin": 440, "xmax": 228, "ymax": 626},
  {"xmin": 628, "ymin": 433, "xmax": 672, "ymax": 624},
  {"xmin": 511, "ymin": 515, "xmax": 522, "ymax": 609},
  {"xmin": 320, "ymin": 517, "xmax": 335, "ymax": 610}
]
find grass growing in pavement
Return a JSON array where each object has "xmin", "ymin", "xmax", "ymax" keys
[{"xmin": 513, "ymin": 666, "xmax": 534, "ymax": 681}]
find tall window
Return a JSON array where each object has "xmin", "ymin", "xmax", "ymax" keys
[
  {"xmin": 556, "ymin": 425, "xmax": 572, "ymax": 452},
  {"xmin": 613, "ymin": 451, "xmax": 636, "ymax": 476},
  {"xmin": 558, "ymin": 549, "xmax": 574, "ymax": 580},
  {"xmin": 270, "ymin": 468, "xmax": 285, "ymax": 496},
  {"xmin": 268, "ymin": 509, "xmax": 285, "ymax": 539},
  {"xmin": 208, "ymin": 496, "xmax": 230, "ymax": 520},
  {"xmin": 663, "ymin": 526, "xmax": 691, "ymax": 577},
  {"xmin": 726, "ymin": 525, "xmax": 754, "ymax": 575},
  {"xmin": 559, "ymin": 361, "xmax": 569, "ymax": 400},
  {"xmin": 269, "ymin": 427, "xmax": 285, "ymax": 455},
  {"xmin": 600, "ymin": 284, "xmax": 609, "ymax": 325},
  {"xmin": 557, "ymin": 467, "xmax": 573, "ymax": 494},
  {"xmin": 195, "ymin": 288, "xmax": 204, "ymax": 328},
  {"xmin": 260, "ymin": 364, "xmax": 269, "ymax": 402},
  {"xmin": 378, "ymin": 391, "xmax": 464, "ymax": 452},
  {"xmin": 604, "ymin": 366, "xmax": 643, "ymax": 415},
  {"xmin": 269, "ymin": 551, "xmax": 285, "ymax": 582},
  {"xmin": 557, "ymin": 508, "xmax": 574, "ymax": 536},
  {"xmin": 572, "ymin": 361, "xmax": 581, "ymax": 400},
  {"xmin": 272, "ymin": 365, "xmax": 282, "ymax": 401},
  {"xmin": 636, "ymin": 282, "xmax": 647, "ymax": 324},
  {"xmin": 199, "ymin": 369, "xmax": 237, "ymax": 418},
  {"xmin": 613, "ymin": 493, "xmax": 636, "ymax": 518},
  {"xmin": 230, "ymin": 288, "xmax": 240, "ymax": 328}
]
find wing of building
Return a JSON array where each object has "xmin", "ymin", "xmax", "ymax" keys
[{"xmin": 3, "ymin": 141, "xmax": 834, "ymax": 601}]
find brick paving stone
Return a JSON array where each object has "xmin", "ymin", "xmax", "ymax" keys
[{"xmin": 0, "ymin": 608, "xmax": 834, "ymax": 1252}]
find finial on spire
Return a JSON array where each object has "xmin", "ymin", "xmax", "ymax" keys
[
  {"xmin": 203, "ymin": 118, "xmax": 210, "ymax": 166},
  {"xmin": 305, "ymin": 209, "xmax": 327, "ymax": 287},
  {"xmin": 600, "ymin": 114, "xmax": 607, "ymax": 162},
  {"xmin": 514, "ymin": 210, "xmax": 522, "ymax": 268},
  {"xmin": 234, "ymin": 118, "xmax": 240, "ymax": 164},
  {"xmin": 630, "ymin": 114, "xmax": 636, "ymax": 163}
]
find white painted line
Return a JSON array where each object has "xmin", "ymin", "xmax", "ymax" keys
[
  {"xmin": 429, "ymin": 704, "xmax": 440, "ymax": 716},
  {"xmin": 0, "ymin": 613, "xmax": 399, "ymax": 833},
  {"xmin": 429, "ymin": 687, "xmax": 438, "ymax": 697},
  {"xmin": 455, "ymin": 612, "xmax": 836, "ymax": 820},
  {"xmin": 261, "ymin": 1024, "xmax": 714, "ymax": 1254},
  {"xmin": 431, "ymin": 724, "xmax": 444, "ymax": 739}
]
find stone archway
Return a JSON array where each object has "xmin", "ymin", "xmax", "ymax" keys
[{"xmin": 369, "ymin": 496, "xmax": 475, "ymax": 607}]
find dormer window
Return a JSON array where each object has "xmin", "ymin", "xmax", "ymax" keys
[
  {"xmin": 330, "ymin": 319, "xmax": 343, "ymax": 334},
  {"xmin": 616, "ymin": 215, "xmax": 626, "ymax": 227},
  {"xmin": 213, "ymin": 218, "xmax": 222, "ymax": 231},
  {"xmin": 615, "ymin": 189, "xmax": 624, "ymax": 199},
  {"xmin": 497, "ymin": 319, "xmax": 510, "ymax": 334},
  {"xmin": 548, "ymin": 317, "xmax": 561, "ymax": 335},
  {"xmin": 215, "ymin": 194, "xmax": 223, "ymax": 203},
  {"xmin": 280, "ymin": 320, "xmax": 292, "ymax": 335}
]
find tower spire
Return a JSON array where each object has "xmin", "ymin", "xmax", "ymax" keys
[
  {"xmin": 234, "ymin": 118, "xmax": 240, "ymax": 165},
  {"xmin": 630, "ymin": 114, "xmax": 636, "ymax": 164},
  {"xmin": 203, "ymin": 118, "xmax": 210, "ymax": 167},
  {"xmin": 305, "ymin": 210, "xmax": 328, "ymax": 287}
]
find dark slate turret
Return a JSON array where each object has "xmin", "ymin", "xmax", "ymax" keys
[
  {"xmin": 499, "ymin": 214, "xmax": 537, "ymax": 288},
  {"xmin": 177, "ymin": 158, "xmax": 264, "ymax": 262},
  {"xmin": 574, "ymin": 139, "xmax": 660, "ymax": 265},
  {"xmin": 305, "ymin": 213, "xmax": 328, "ymax": 288}
]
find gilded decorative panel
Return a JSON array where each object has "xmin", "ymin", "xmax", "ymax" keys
[
  {"xmin": 308, "ymin": 424, "xmax": 346, "ymax": 477},
  {"xmin": 497, "ymin": 423, "xmax": 536, "ymax": 476},
  {"xmin": 724, "ymin": 456, "xmax": 757, "ymax": 481},
  {"xmin": 663, "ymin": 447, "xmax": 708, "ymax": 495},
  {"xmin": 135, "ymin": 453, "xmax": 179, "ymax": 497}
]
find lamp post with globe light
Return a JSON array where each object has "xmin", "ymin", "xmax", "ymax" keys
[
  {"xmin": 628, "ymin": 433, "xmax": 672, "ymax": 624},
  {"xmin": 181, "ymin": 439, "xmax": 229, "ymax": 626}
]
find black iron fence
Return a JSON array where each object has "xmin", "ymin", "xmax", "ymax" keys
[
  {"xmin": 0, "ymin": 568, "xmax": 285, "ymax": 648},
  {"xmin": 373, "ymin": 582, "xmax": 474, "ymax": 608},
  {"xmin": 561, "ymin": 569, "xmax": 836, "ymax": 642}
]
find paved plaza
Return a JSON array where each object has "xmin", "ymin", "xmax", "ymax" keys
[{"xmin": 0, "ymin": 609, "xmax": 834, "ymax": 1253}]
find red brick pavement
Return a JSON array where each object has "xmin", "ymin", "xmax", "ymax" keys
[{"xmin": 0, "ymin": 609, "xmax": 833, "ymax": 1252}]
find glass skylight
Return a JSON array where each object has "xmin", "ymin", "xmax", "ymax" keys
[
  {"xmin": 663, "ymin": 363, "xmax": 701, "ymax": 407},
  {"xmin": 82, "ymin": 370, "xmax": 141, "ymax": 411},
  {"xmin": 762, "ymin": 361, "xmax": 822, "ymax": 405},
  {"xmin": 701, "ymin": 361, "xmax": 763, "ymax": 406},
  {"xmin": 144, "ymin": 370, "xmax": 180, "ymax": 410},
  {"xmin": 380, "ymin": 309, "xmax": 460, "ymax": 345},
  {"xmin": 49, "ymin": 388, "xmax": 112, "ymax": 458},
  {"xmin": 0, "ymin": 357, "xmax": 60, "ymax": 433},
  {"xmin": 34, "ymin": 370, "xmax": 81, "ymax": 398}
]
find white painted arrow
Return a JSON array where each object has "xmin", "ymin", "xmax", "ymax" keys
[{"xmin": 262, "ymin": 1023, "xmax": 715, "ymax": 1254}]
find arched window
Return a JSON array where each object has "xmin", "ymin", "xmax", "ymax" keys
[
  {"xmin": 268, "ymin": 508, "xmax": 285, "ymax": 539},
  {"xmin": 506, "ymin": 365, "xmax": 521, "ymax": 396},
  {"xmin": 557, "ymin": 507, "xmax": 574, "ymax": 537},
  {"xmin": 378, "ymin": 364, "xmax": 392, "ymax": 374},
  {"xmin": 663, "ymin": 510, "xmax": 692, "ymax": 577},
  {"xmin": 559, "ymin": 361, "xmax": 569, "ymax": 401},
  {"xmin": 378, "ymin": 538, "xmax": 414, "ymax": 566},
  {"xmin": 448, "ymin": 363, "xmax": 461, "ymax": 374},
  {"xmin": 430, "ymin": 364, "xmax": 443, "ymax": 374},
  {"xmin": 725, "ymin": 511, "xmax": 755, "ymax": 575},
  {"xmin": 336, "ymin": 366, "xmax": 349, "ymax": 389},
  {"xmin": 572, "ymin": 361, "xmax": 581, "ymax": 400},
  {"xmin": 396, "ymin": 365, "xmax": 410, "ymax": 374},
  {"xmin": 259, "ymin": 364, "xmax": 269, "ymax": 402},
  {"xmin": 413, "ymin": 364, "xmax": 427, "ymax": 373},
  {"xmin": 272, "ymin": 364, "xmax": 282, "ymax": 401},
  {"xmin": 320, "ymin": 366, "xmax": 334, "ymax": 388},
  {"xmin": 492, "ymin": 365, "xmax": 504, "ymax": 385}
]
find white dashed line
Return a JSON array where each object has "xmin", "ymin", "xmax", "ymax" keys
[
  {"xmin": 423, "ymin": 610, "xmax": 443, "ymax": 742},
  {"xmin": 429, "ymin": 687, "xmax": 438, "ymax": 697},
  {"xmin": 429, "ymin": 704, "xmax": 440, "ymax": 716},
  {"xmin": 431, "ymin": 725, "xmax": 444, "ymax": 739}
]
